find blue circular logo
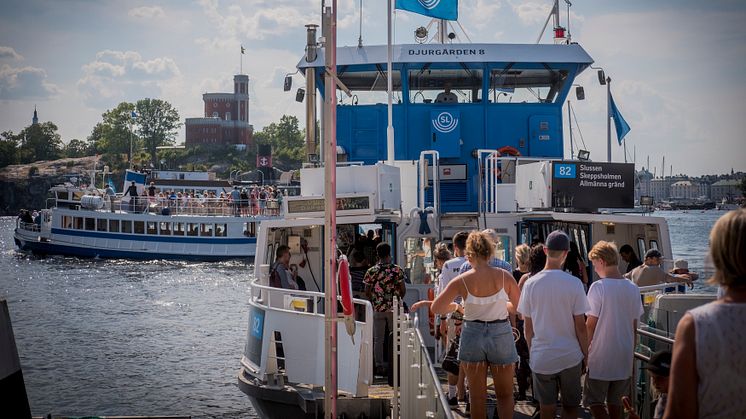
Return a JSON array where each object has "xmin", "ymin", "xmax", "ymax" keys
[
  {"xmin": 418, "ymin": 0, "xmax": 441, "ymax": 10},
  {"xmin": 433, "ymin": 112, "xmax": 458, "ymax": 133}
]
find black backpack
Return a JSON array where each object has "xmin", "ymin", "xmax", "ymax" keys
[{"xmin": 269, "ymin": 263, "xmax": 282, "ymax": 288}]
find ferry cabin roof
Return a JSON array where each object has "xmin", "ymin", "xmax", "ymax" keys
[{"xmin": 298, "ymin": 43, "xmax": 594, "ymax": 213}]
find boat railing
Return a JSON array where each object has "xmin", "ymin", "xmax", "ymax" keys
[
  {"xmin": 632, "ymin": 324, "xmax": 675, "ymax": 419},
  {"xmin": 393, "ymin": 297, "xmax": 453, "ymax": 419},
  {"xmin": 16, "ymin": 220, "xmax": 41, "ymax": 233},
  {"xmin": 242, "ymin": 275, "xmax": 374, "ymax": 397},
  {"xmin": 57, "ymin": 195, "xmax": 284, "ymax": 218}
]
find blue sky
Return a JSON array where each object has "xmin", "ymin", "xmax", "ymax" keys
[{"xmin": 1, "ymin": 0, "xmax": 744, "ymax": 176}]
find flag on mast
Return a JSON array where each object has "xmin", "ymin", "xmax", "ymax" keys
[
  {"xmin": 395, "ymin": 0, "xmax": 458, "ymax": 20},
  {"xmin": 609, "ymin": 92, "xmax": 631, "ymax": 144},
  {"xmin": 241, "ymin": 45, "xmax": 245, "ymax": 54}
]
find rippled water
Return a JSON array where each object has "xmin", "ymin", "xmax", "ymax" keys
[{"xmin": 0, "ymin": 210, "xmax": 729, "ymax": 417}]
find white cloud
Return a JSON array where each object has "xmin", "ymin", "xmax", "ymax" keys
[
  {"xmin": 128, "ymin": 6, "xmax": 166, "ymax": 20},
  {"xmin": 77, "ymin": 50, "xmax": 181, "ymax": 107},
  {"xmin": 0, "ymin": 46, "xmax": 23, "ymax": 61},
  {"xmin": 0, "ymin": 64, "xmax": 59, "ymax": 100}
]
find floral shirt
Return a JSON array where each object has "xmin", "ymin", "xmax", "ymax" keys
[{"xmin": 363, "ymin": 263, "xmax": 407, "ymax": 312}]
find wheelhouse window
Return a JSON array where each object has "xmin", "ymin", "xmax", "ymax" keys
[
  {"xmin": 489, "ymin": 65, "xmax": 568, "ymax": 104},
  {"xmin": 408, "ymin": 66, "xmax": 483, "ymax": 104},
  {"xmin": 337, "ymin": 68, "xmax": 402, "ymax": 105}
]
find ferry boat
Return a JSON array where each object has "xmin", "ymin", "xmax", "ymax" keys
[
  {"xmin": 13, "ymin": 169, "xmax": 280, "ymax": 261},
  {"xmin": 235, "ymin": 3, "xmax": 698, "ymax": 417}
]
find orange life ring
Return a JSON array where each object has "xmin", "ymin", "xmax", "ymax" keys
[
  {"xmin": 498, "ymin": 145, "xmax": 521, "ymax": 156},
  {"xmin": 338, "ymin": 255, "xmax": 354, "ymax": 317}
]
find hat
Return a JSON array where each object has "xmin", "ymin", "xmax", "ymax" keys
[
  {"xmin": 673, "ymin": 259, "xmax": 689, "ymax": 270},
  {"xmin": 545, "ymin": 230, "xmax": 570, "ymax": 251},
  {"xmin": 644, "ymin": 350, "xmax": 672, "ymax": 376},
  {"xmin": 645, "ymin": 249, "xmax": 662, "ymax": 259}
]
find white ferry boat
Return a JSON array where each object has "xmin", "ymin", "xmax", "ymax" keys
[
  {"xmin": 13, "ymin": 169, "xmax": 280, "ymax": 261},
  {"xmin": 236, "ymin": 3, "xmax": 713, "ymax": 418}
]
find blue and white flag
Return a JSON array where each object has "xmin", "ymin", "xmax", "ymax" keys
[
  {"xmin": 609, "ymin": 92, "xmax": 631, "ymax": 144},
  {"xmin": 130, "ymin": 110, "xmax": 138, "ymax": 119},
  {"xmin": 395, "ymin": 0, "xmax": 458, "ymax": 21}
]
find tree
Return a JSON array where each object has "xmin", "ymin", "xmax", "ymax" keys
[
  {"xmin": 0, "ymin": 131, "xmax": 19, "ymax": 168},
  {"xmin": 64, "ymin": 139, "xmax": 89, "ymax": 158},
  {"xmin": 135, "ymin": 98, "xmax": 181, "ymax": 168},
  {"xmin": 741, "ymin": 178, "xmax": 746, "ymax": 197},
  {"xmin": 100, "ymin": 102, "xmax": 138, "ymax": 159},
  {"xmin": 17, "ymin": 122, "xmax": 63, "ymax": 163},
  {"xmin": 255, "ymin": 115, "xmax": 305, "ymax": 170}
]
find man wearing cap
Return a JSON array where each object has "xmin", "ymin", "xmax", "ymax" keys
[
  {"xmin": 646, "ymin": 350, "xmax": 672, "ymax": 419},
  {"xmin": 518, "ymin": 230, "xmax": 590, "ymax": 419},
  {"xmin": 624, "ymin": 249, "xmax": 694, "ymax": 287}
]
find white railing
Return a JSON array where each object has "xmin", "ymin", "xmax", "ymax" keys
[
  {"xmin": 16, "ymin": 221, "xmax": 41, "ymax": 232},
  {"xmin": 394, "ymin": 297, "xmax": 453, "ymax": 419},
  {"xmin": 60, "ymin": 196, "xmax": 284, "ymax": 217},
  {"xmin": 243, "ymin": 276, "xmax": 374, "ymax": 397}
]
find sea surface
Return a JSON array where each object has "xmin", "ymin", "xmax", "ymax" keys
[{"xmin": 0, "ymin": 210, "xmax": 727, "ymax": 418}]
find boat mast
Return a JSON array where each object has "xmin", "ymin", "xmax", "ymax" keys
[
  {"xmin": 386, "ymin": 0, "xmax": 394, "ymax": 164},
  {"xmin": 322, "ymin": 1, "xmax": 339, "ymax": 417}
]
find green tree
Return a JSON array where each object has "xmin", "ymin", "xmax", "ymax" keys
[
  {"xmin": 255, "ymin": 115, "xmax": 305, "ymax": 170},
  {"xmin": 17, "ymin": 122, "xmax": 63, "ymax": 163},
  {"xmin": 135, "ymin": 98, "xmax": 181, "ymax": 168},
  {"xmin": 64, "ymin": 139, "xmax": 89, "ymax": 158},
  {"xmin": 741, "ymin": 178, "xmax": 746, "ymax": 197},
  {"xmin": 0, "ymin": 131, "xmax": 19, "ymax": 168},
  {"xmin": 100, "ymin": 102, "xmax": 138, "ymax": 160}
]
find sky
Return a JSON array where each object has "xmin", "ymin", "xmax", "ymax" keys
[{"xmin": 0, "ymin": 0, "xmax": 744, "ymax": 176}]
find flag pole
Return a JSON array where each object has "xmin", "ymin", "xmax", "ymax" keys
[
  {"xmin": 386, "ymin": 0, "xmax": 394, "ymax": 164},
  {"xmin": 606, "ymin": 76, "xmax": 611, "ymax": 162}
]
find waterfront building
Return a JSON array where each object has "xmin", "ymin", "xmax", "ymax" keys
[
  {"xmin": 711, "ymin": 179, "xmax": 741, "ymax": 202},
  {"xmin": 635, "ymin": 167, "xmax": 654, "ymax": 202},
  {"xmin": 671, "ymin": 180, "xmax": 699, "ymax": 200},
  {"xmin": 650, "ymin": 178, "xmax": 672, "ymax": 202},
  {"xmin": 185, "ymin": 74, "xmax": 253, "ymax": 148}
]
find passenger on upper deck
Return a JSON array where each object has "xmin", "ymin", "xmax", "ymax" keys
[
  {"xmin": 624, "ymin": 249, "xmax": 693, "ymax": 288},
  {"xmin": 435, "ymin": 82, "xmax": 458, "ymax": 104}
]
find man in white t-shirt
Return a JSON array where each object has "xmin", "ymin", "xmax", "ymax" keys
[
  {"xmin": 517, "ymin": 230, "xmax": 589, "ymax": 419},
  {"xmin": 584, "ymin": 241, "xmax": 644, "ymax": 418}
]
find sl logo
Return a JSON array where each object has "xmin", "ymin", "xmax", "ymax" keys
[
  {"xmin": 432, "ymin": 111, "xmax": 458, "ymax": 133},
  {"xmin": 418, "ymin": 0, "xmax": 441, "ymax": 9}
]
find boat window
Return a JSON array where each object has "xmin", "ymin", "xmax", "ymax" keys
[
  {"xmin": 97, "ymin": 219, "xmax": 107, "ymax": 232},
  {"xmin": 62, "ymin": 216, "xmax": 73, "ymax": 229},
  {"xmin": 173, "ymin": 222, "xmax": 185, "ymax": 236},
  {"xmin": 57, "ymin": 191, "xmax": 69, "ymax": 200},
  {"xmin": 243, "ymin": 222, "xmax": 256, "ymax": 237},
  {"xmin": 85, "ymin": 218, "xmax": 95, "ymax": 231},
  {"xmin": 146, "ymin": 221, "xmax": 157, "ymax": 235},
  {"xmin": 134, "ymin": 221, "xmax": 145, "ymax": 234},
  {"xmin": 637, "ymin": 238, "xmax": 646, "ymax": 259},
  {"xmin": 215, "ymin": 223, "xmax": 227, "ymax": 237},
  {"xmin": 200, "ymin": 224, "xmax": 213, "ymax": 237},
  {"xmin": 408, "ymin": 67, "xmax": 483, "ymax": 104},
  {"xmin": 404, "ymin": 237, "xmax": 434, "ymax": 285},
  {"xmin": 489, "ymin": 66, "xmax": 568, "ymax": 104},
  {"xmin": 187, "ymin": 223, "xmax": 199, "ymax": 236},
  {"xmin": 579, "ymin": 229, "xmax": 589, "ymax": 263},
  {"xmin": 122, "ymin": 220, "xmax": 132, "ymax": 234},
  {"xmin": 649, "ymin": 240, "xmax": 658, "ymax": 251},
  {"xmin": 160, "ymin": 222, "xmax": 171, "ymax": 235},
  {"xmin": 337, "ymin": 69, "xmax": 402, "ymax": 105},
  {"xmin": 496, "ymin": 234, "xmax": 511, "ymax": 265},
  {"xmin": 109, "ymin": 219, "xmax": 120, "ymax": 233}
]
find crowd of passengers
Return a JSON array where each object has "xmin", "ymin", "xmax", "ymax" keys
[
  {"xmin": 268, "ymin": 210, "xmax": 746, "ymax": 419},
  {"xmin": 117, "ymin": 181, "xmax": 283, "ymax": 216}
]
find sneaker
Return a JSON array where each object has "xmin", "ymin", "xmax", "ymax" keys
[{"xmin": 447, "ymin": 396, "xmax": 458, "ymax": 407}]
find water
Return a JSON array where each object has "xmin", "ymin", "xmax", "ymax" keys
[{"xmin": 0, "ymin": 210, "xmax": 728, "ymax": 417}]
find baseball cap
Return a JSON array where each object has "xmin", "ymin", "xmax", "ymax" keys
[
  {"xmin": 645, "ymin": 249, "xmax": 662, "ymax": 259},
  {"xmin": 545, "ymin": 230, "xmax": 570, "ymax": 251},
  {"xmin": 644, "ymin": 350, "xmax": 672, "ymax": 376},
  {"xmin": 673, "ymin": 259, "xmax": 689, "ymax": 270}
]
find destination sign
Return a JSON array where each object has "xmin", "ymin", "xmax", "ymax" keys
[
  {"xmin": 286, "ymin": 196, "xmax": 371, "ymax": 214},
  {"xmin": 551, "ymin": 162, "xmax": 634, "ymax": 210}
]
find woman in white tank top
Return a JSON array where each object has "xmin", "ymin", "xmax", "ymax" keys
[
  {"xmin": 431, "ymin": 230, "xmax": 521, "ymax": 419},
  {"xmin": 665, "ymin": 209, "xmax": 746, "ymax": 419}
]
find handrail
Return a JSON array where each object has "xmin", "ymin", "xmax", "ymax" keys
[{"xmin": 53, "ymin": 196, "xmax": 284, "ymax": 218}]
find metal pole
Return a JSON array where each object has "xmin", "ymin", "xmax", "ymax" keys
[
  {"xmin": 306, "ymin": 25, "xmax": 318, "ymax": 161},
  {"xmin": 386, "ymin": 0, "xmax": 394, "ymax": 164},
  {"xmin": 323, "ymin": 2, "xmax": 338, "ymax": 417},
  {"xmin": 568, "ymin": 100, "xmax": 574, "ymax": 159},
  {"xmin": 606, "ymin": 77, "xmax": 612, "ymax": 162}
]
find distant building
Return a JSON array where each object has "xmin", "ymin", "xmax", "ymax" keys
[
  {"xmin": 670, "ymin": 180, "xmax": 699, "ymax": 200},
  {"xmin": 650, "ymin": 178, "xmax": 672, "ymax": 202},
  {"xmin": 32, "ymin": 106, "xmax": 38, "ymax": 125},
  {"xmin": 711, "ymin": 179, "xmax": 741, "ymax": 202},
  {"xmin": 185, "ymin": 74, "xmax": 253, "ymax": 147},
  {"xmin": 635, "ymin": 167, "xmax": 653, "ymax": 202}
]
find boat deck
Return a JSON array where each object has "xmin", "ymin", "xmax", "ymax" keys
[{"xmin": 367, "ymin": 367, "xmax": 593, "ymax": 418}]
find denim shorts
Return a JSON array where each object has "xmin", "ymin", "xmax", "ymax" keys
[{"xmin": 457, "ymin": 320, "xmax": 519, "ymax": 365}]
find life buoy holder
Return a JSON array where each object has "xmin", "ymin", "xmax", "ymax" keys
[{"xmin": 497, "ymin": 145, "xmax": 521, "ymax": 156}]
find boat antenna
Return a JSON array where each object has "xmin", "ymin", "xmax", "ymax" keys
[{"xmin": 357, "ymin": 0, "xmax": 363, "ymax": 48}]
